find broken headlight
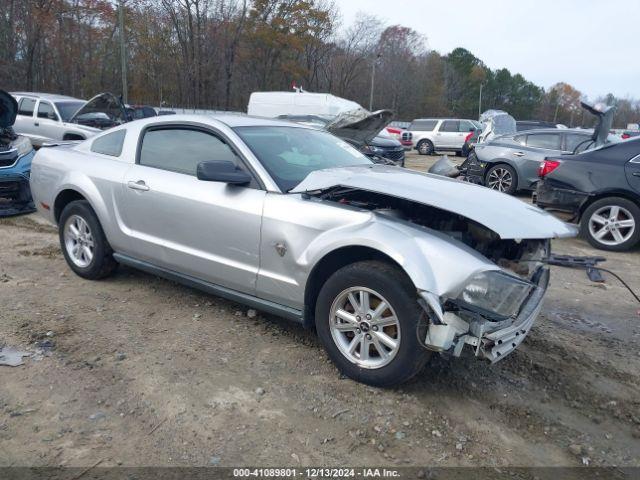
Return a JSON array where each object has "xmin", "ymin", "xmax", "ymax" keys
[
  {"xmin": 13, "ymin": 136, "xmax": 33, "ymax": 157},
  {"xmin": 455, "ymin": 270, "xmax": 535, "ymax": 319}
]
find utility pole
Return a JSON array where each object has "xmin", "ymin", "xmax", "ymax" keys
[
  {"xmin": 478, "ymin": 83, "xmax": 483, "ymax": 118},
  {"xmin": 369, "ymin": 53, "xmax": 381, "ymax": 111},
  {"xmin": 118, "ymin": 0, "xmax": 128, "ymax": 104}
]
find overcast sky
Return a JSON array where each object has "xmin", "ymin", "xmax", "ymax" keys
[{"xmin": 337, "ymin": 0, "xmax": 638, "ymax": 100}]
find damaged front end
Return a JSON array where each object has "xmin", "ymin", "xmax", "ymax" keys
[
  {"xmin": 421, "ymin": 243, "xmax": 549, "ymax": 362},
  {"xmin": 303, "ymin": 181, "xmax": 554, "ymax": 363},
  {"xmin": 0, "ymin": 90, "xmax": 36, "ymax": 216}
]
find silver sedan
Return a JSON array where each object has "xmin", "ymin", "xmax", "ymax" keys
[{"xmin": 29, "ymin": 115, "xmax": 575, "ymax": 386}]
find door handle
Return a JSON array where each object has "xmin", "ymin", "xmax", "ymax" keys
[
  {"xmin": 34, "ymin": 122, "xmax": 39, "ymax": 127},
  {"xmin": 512, "ymin": 151, "xmax": 525, "ymax": 157},
  {"xmin": 127, "ymin": 180, "xmax": 150, "ymax": 191},
  {"xmin": 633, "ymin": 172, "xmax": 640, "ymax": 177}
]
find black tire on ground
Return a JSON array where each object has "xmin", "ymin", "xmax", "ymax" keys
[
  {"xmin": 485, "ymin": 163, "xmax": 518, "ymax": 195},
  {"xmin": 315, "ymin": 260, "xmax": 431, "ymax": 387},
  {"xmin": 417, "ymin": 139, "xmax": 434, "ymax": 156},
  {"xmin": 58, "ymin": 200, "xmax": 118, "ymax": 279},
  {"xmin": 580, "ymin": 197, "xmax": 640, "ymax": 252}
]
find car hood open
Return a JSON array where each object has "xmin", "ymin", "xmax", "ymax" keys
[
  {"xmin": 0, "ymin": 90, "xmax": 17, "ymax": 128},
  {"xmin": 291, "ymin": 165, "xmax": 577, "ymax": 240},
  {"xmin": 326, "ymin": 109, "xmax": 393, "ymax": 146},
  {"xmin": 70, "ymin": 92, "xmax": 129, "ymax": 129}
]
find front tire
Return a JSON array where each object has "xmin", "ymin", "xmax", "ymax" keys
[
  {"xmin": 485, "ymin": 164, "xmax": 517, "ymax": 195},
  {"xmin": 580, "ymin": 197, "xmax": 640, "ymax": 251},
  {"xmin": 315, "ymin": 261, "xmax": 431, "ymax": 387},
  {"xmin": 58, "ymin": 200, "xmax": 118, "ymax": 279}
]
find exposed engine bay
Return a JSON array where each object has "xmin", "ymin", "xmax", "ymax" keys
[{"xmin": 315, "ymin": 186, "xmax": 548, "ymax": 280}]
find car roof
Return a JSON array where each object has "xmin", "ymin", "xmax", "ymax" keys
[
  {"xmin": 10, "ymin": 92, "xmax": 84, "ymax": 102},
  {"xmin": 513, "ymin": 128, "xmax": 591, "ymax": 135},
  {"xmin": 411, "ymin": 118, "xmax": 475, "ymax": 122},
  {"xmin": 127, "ymin": 114, "xmax": 311, "ymax": 129}
]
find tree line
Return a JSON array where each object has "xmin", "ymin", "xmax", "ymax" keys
[{"xmin": 1, "ymin": 0, "xmax": 638, "ymax": 127}]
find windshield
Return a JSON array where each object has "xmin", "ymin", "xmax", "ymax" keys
[
  {"xmin": 234, "ymin": 126, "xmax": 373, "ymax": 192},
  {"xmin": 55, "ymin": 101, "xmax": 85, "ymax": 122}
]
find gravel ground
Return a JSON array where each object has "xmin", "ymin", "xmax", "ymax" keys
[{"xmin": 1, "ymin": 152, "xmax": 639, "ymax": 469}]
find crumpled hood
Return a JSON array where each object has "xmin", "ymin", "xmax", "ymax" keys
[
  {"xmin": 291, "ymin": 165, "xmax": 577, "ymax": 240},
  {"xmin": 0, "ymin": 90, "xmax": 18, "ymax": 128},
  {"xmin": 326, "ymin": 109, "xmax": 393, "ymax": 146}
]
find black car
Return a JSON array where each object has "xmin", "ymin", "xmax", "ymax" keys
[
  {"xmin": 535, "ymin": 137, "xmax": 640, "ymax": 251},
  {"xmin": 277, "ymin": 113, "xmax": 405, "ymax": 167},
  {"xmin": 359, "ymin": 135, "xmax": 405, "ymax": 166}
]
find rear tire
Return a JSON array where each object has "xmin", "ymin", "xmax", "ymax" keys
[
  {"xmin": 315, "ymin": 261, "xmax": 431, "ymax": 387},
  {"xmin": 58, "ymin": 200, "xmax": 118, "ymax": 279},
  {"xmin": 485, "ymin": 163, "xmax": 517, "ymax": 195},
  {"xmin": 417, "ymin": 139, "xmax": 434, "ymax": 156},
  {"xmin": 580, "ymin": 197, "xmax": 640, "ymax": 251}
]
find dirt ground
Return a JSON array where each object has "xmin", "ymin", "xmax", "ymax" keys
[{"xmin": 1, "ymin": 152, "xmax": 640, "ymax": 469}]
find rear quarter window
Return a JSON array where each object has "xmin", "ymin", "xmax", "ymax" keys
[
  {"xmin": 90, "ymin": 130, "xmax": 126, "ymax": 157},
  {"xmin": 18, "ymin": 98, "xmax": 36, "ymax": 116},
  {"xmin": 526, "ymin": 133, "xmax": 561, "ymax": 150}
]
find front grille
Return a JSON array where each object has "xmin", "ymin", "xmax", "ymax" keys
[
  {"xmin": 0, "ymin": 181, "xmax": 21, "ymax": 198},
  {"xmin": 381, "ymin": 148, "xmax": 405, "ymax": 161},
  {"xmin": 0, "ymin": 148, "xmax": 18, "ymax": 168}
]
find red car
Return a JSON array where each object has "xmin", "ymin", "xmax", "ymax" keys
[{"xmin": 386, "ymin": 126, "xmax": 412, "ymax": 149}]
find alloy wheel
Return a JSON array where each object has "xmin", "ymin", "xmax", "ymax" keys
[
  {"xmin": 63, "ymin": 214, "xmax": 95, "ymax": 268},
  {"xmin": 487, "ymin": 167, "xmax": 513, "ymax": 192},
  {"xmin": 588, "ymin": 205, "xmax": 636, "ymax": 246},
  {"xmin": 328, "ymin": 287, "xmax": 401, "ymax": 369},
  {"xmin": 419, "ymin": 141, "xmax": 432, "ymax": 155}
]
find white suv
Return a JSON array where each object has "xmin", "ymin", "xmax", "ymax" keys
[
  {"xmin": 409, "ymin": 118, "xmax": 480, "ymax": 155},
  {"xmin": 11, "ymin": 92, "xmax": 100, "ymax": 147}
]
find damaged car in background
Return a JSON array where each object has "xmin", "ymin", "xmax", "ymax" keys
[
  {"xmin": 30, "ymin": 115, "xmax": 576, "ymax": 386},
  {"xmin": 463, "ymin": 103, "xmax": 618, "ymax": 194},
  {"xmin": 0, "ymin": 90, "xmax": 36, "ymax": 216}
]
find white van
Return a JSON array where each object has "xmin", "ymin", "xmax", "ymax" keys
[{"xmin": 247, "ymin": 91, "xmax": 362, "ymax": 118}]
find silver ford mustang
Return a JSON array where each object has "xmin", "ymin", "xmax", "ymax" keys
[{"xmin": 29, "ymin": 115, "xmax": 576, "ymax": 386}]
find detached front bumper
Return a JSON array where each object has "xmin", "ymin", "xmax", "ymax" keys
[
  {"xmin": 460, "ymin": 152, "xmax": 487, "ymax": 185},
  {"xmin": 423, "ymin": 266, "xmax": 550, "ymax": 363}
]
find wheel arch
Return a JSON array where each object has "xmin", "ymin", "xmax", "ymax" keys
[
  {"xmin": 302, "ymin": 245, "xmax": 410, "ymax": 328},
  {"xmin": 577, "ymin": 190, "xmax": 640, "ymax": 221},
  {"xmin": 62, "ymin": 133, "xmax": 86, "ymax": 141}
]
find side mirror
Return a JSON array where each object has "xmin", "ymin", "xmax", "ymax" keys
[
  {"xmin": 48, "ymin": 112, "xmax": 58, "ymax": 121},
  {"xmin": 196, "ymin": 160, "xmax": 251, "ymax": 185}
]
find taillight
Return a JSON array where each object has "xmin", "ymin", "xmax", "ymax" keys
[
  {"xmin": 464, "ymin": 132, "xmax": 473, "ymax": 143},
  {"xmin": 622, "ymin": 133, "xmax": 630, "ymax": 139},
  {"xmin": 538, "ymin": 160, "xmax": 560, "ymax": 177}
]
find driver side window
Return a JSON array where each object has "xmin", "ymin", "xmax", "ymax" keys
[{"xmin": 139, "ymin": 127, "xmax": 242, "ymax": 176}]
